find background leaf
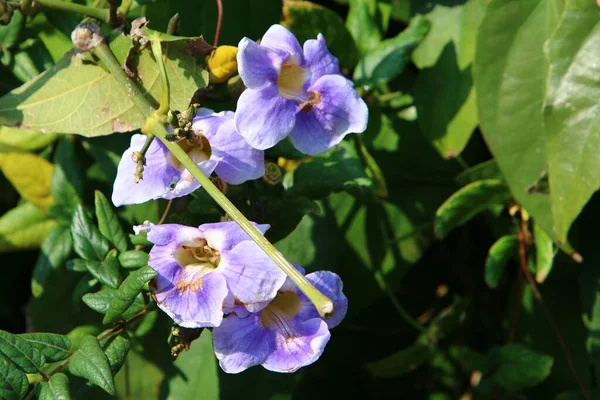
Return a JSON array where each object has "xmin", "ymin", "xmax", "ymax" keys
[
  {"xmin": 68, "ymin": 336, "xmax": 115, "ymax": 395},
  {"xmin": 71, "ymin": 205, "xmax": 111, "ymax": 261},
  {"xmin": 0, "ymin": 202, "xmax": 55, "ymax": 252},
  {"xmin": 103, "ymin": 266, "xmax": 156, "ymax": 324}
]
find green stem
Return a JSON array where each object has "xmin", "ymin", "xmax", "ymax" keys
[
  {"xmin": 92, "ymin": 41, "xmax": 334, "ymax": 319},
  {"xmin": 116, "ymin": 0, "xmax": 133, "ymax": 17},
  {"xmin": 150, "ymin": 39, "xmax": 170, "ymax": 116},
  {"xmin": 37, "ymin": 0, "xmax": 110, "ymax": 23},
  {"xmin": 353, "ymin": 135, "xmax": 388, "ymax": 198}
]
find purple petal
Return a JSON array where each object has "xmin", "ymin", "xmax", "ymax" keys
[
  {"xmin": 213, "ymin": 313, "xmax": 275, "ymax": 373},
  {"xmin": 218, "ymin": 241, "xmax": 287, "ymax": 312},
  {"xmin": 197, "ymin": 221, "xmax": 270, "ymax": 252},
  {"xmin": 237, "ymin": 38, "xmax": 284, "ymax": 89},
  {"xmin": 210, "ymin": 117, "xmax": 265, "ymax": 184},
  {"xmin": 234, "ymin": 84, "xmax": 297, "ymax": 150},
  {"xmin": 191, "ymin": 108, "xmax": 229, "ymax": 138},
  {"xmin": 297, "ymin": 271, "xmax": 348, "ymax": 329},
  {"xmin": 262, "ymin": 317, "xmax": 330, "ymax": 373},
  {"xmin": 112, "ymin": 135, "xmax": 180, "ymax": 206},
  {"xmin": 303, "ymin": 33, "xmax": 340, "ymax": 84},
  {"xmin": 278, "ymin": 263, "xmax": 307, "ymax": 292},
  {"xmin": 261, "ymin": 25, "xmax": 304, "ymax": 64},
  {"xmin": 289, "ymin": 75, "xmax": 368, "ymax": 155},
  {"xmin": 147, "ymin": 241, "xmax": 180, "ymax": 292},
  {"xmin": 144, "ymin": 223, "xmax": 205, "ymax": 247},
  {"xmin": 153, "ymin": 270, "xmax": 229, "ymax": 328}
]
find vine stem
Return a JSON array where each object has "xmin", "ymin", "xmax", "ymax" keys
[
  {"xmin": 36, "ymin": 0, "xmax": 111, "ymax": 24},
  {"xmin": 91, "ymin": 39, "xmax": 334, "ymax": 319},
  {"xmin": 214, "ymin": 0, "xmax": 223, "ymax": 46}
]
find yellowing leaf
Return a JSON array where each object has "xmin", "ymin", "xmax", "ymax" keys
[
  {"xmin": 206, "ymin": 46, "xmax": 239, "ymax": 84},
  {"xmin": 0, "ymin": 202, "xmax": 55, "ymax": 252},
  {"xmin": 0, "ymin": 126, "xmax": 57, "ymax": 151},
  {"xmin": 0, "ymin": 152, "xmax": 54, "ymax": 211}
]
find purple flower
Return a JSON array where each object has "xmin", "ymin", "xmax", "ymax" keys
[
  {"xmin": 235, "ymin": 25, "xmax": 368, "ymax": 155},
  {"xmin": 112, "ymin": 108, "xmax": 265, "ymax": 206},
  {"xmin": 213, "ymin": 269, "xmax": 348, "ymax": 373},
  {"xmin": 137, "ymin": 221, "xmax": 287, "ymax": 328}
]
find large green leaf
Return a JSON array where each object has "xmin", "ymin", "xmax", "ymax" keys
[
  {"xmin": 38, "ymin": 373, "xmax": 71, "ymax": 400},
  {"xmin": 71, "ymin": 205, "xmax": 111, "ymax": 261},
  {"xmin": 474, "ymin": 0, "xmax": 564, "ymax": 244},
  {"xmin": 0, "ymin": 330, "xmax": 44, "ymax": 373},
  {"xmin": 0, "ymin": 34, "xmax": 208, "ymax": 136},
  {"xmin": 543, "ymin": 0, "xmax": 600, "ymax": 243},
  {"xmin": 413, "ymin": 1, "xmax": 483, "ymax": 158},
  {"xmin": 0, "ymin": 354, "xmax": 29, "ymax": 400},
  {"xmin": 0, "ymin": 202, "xmax": 55, "ymax": 253},
  {"xmin": 346, "ymin": 0, "xmax": 385, "ymax": 55},
  {"xmin": 68, "ymin": 336, "xmax": 115, "ymax": 395},
  {"xmin": 103, "ymin": 266, "xmax": 156, "ymax": 325},
  {"xmin": 18, "ymin": 333, "xmax": 71, "ymax": 363}
]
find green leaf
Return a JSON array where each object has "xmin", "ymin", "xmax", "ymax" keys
[
  {"xmin": 0, "ymin": 330, "xmax": 44, "ymax": 373},
  {"xmin": 282, "ymin": 1, "xmax": 359, "ymax": 69},
  {"xmin": 84, "ymin": 250, "xmax": 121, "ymax": 289},
  {"xmin": 484, "ymin": 235, "xmax": 518, "ymax": 288},
  {"xmin": 0, "ymin": 34, "xmax": 209, "ymax": 136},
  {"xmin": 286, "ymin": 142, "xmax": 374, "ymax": 200},
  {"xmin": 103, "ymin": 266, "xmax": 156, "ymax": 325},
  {"xmin": 94, "ymin": 191, "xmax": 127, "ymax": 253},
  {"xmin": 450, "ymin": 345, "xmax": 492, "ymax": 374},
  {"xmin": 434, "ymin": 179, "xmax": 511, "ymax": 239},
  {"xmin": 543, "ymin": 0, "xmax": 600, "ymax": 243},
  {"xmin": 490, "ymin": 344, "xmax": 553, "ymax": 390},
  {"xmin": 346, "ymin": 0, "xmax": 384, "ymax": 55},
  {"xmin": 474, "ymin": 0, "xmax": 564, "ymax": 245},
  {"xmin": 71, "ymin": 205, "xmax": 111, "ymax": 261},
  {"xmin": 38, "ymin": 373, "xmax": 71, "ymax": 400},
  {"xmin": 31, "ymin": 224, "xmax": 73, "ymax": 297},
  {"xmin": 533, "ymin": 222, "xmax": 554, "ymax": 283},
  {"xmin": 66, "ymin": 258, "xmax": 88, "ymax": 272},
  {"xmin": 0, "ymin": 10, "xmax": 24, "ymax": 53},
  {"xmin": 83, "ymin": 288, "xmax": 145, "ymax": 319},
  {"xmin": 0, "ymin": 202, "xmax": 55, "ymax": 253},
  {"xmin": 0, "ymin": 152, "xmax": 54, "ymax": 212},
  {"xmin": 353, "ymin": 16, "xmax": 430, "ymax": 86},
  {"xmin": 367, "ymin": 343, "xmax": 433, "ymax": 378},
  {"xmin": 18, "ymin": 333, "xmax": 71, "ymax": 363},
  {"xmin": 101, "ymin": 334, "xmax": 130, "ymax": 375},
  {"xmin": 49, "ymin": 138, "xmax": 83, "ymax": 223},
  {"xmin": 0, "ymin": 127, "xmax": 57, "ymax": 151},
  {"xmin": 68, "ymin": 336, "xmax": 115, "ymax": 395},
  {"xmin": 118, "ymin": 250, "xmax": 149, "ymax": 270},
  {"xmin": 0, "ymin": 354, "xmax": 29, "ymax": 400},
  {"xmin": 456, "ymin": 160, "xmax": 503, "ymax": 185}
]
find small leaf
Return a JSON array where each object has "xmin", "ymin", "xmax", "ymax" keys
[
  {"xmin": 283, "ymin": 0, "xmax": 359, "ymax": 69},
  {"xmin": 84, "ymin": 250, "xmax": 121, "ymax": 289},
  {"xmin": 450, "ymin": 346, "xmax": 492, "ymax": 374},
  {"xmin": 129, "ymin": 232, "xmax": 151, "ymax": 247},
  {"xmin": 434, "ymin": 179, "xmax": 512, "ymax": 239},
  {"xmin": 0, "ymin": 152, "xmax": 54, "ymax": 212},
  {"xmin": 38, "ymin": 373, "xmax": 71, "ymax": 400},
  {"xmin": 0, "ymin": 330, "xmax": 44, "ymax": 373},
  {"xmin": 485, "ymin": 235, "xmax": 518, "ymax": 288},
  {"xmin": 0, "ymin": 10, "xmax": 25, "ymax": 52},
  {"xmin": 68, "ymin": 336, "xmax": 115, "ymax": 395},
  {"xmin": 83, "ymin": 289, "xmax": 145, "ymax": 319},
  {"xmin": 66, "ymin": 259, "xmax": 88, "ymax": 272},
  {"xmin": 31, "ymin": 224, "xmax": 73, "ymax": 297},
  {"xmin": 367, "ymin": 344, "xmax": 433, "ymax": 378},
  {"xmin": 0, "ymin": 354, "xmax": 29, "ymax": 400},
  {"xmin": 118, "ymin": 250, "xmax": 149, "ymax": 269},
  {"xmin": 18, "ymin": 333, "xmax": 71, "ymax": 363},
  {"xmin": 346, "ymin": 0, "xmax": 383, "ymax": 55},
  {"xmin": 101, "ymin": 334, "xmax": 130, "ymax": 375},
  {"xmin": 49, "ymin": 139, "xmax": 83, "ymax": 223},
  {"xmin": 0, "ymin": 202, "xmax": 55, "ymax": 253},
  {"xmin": 94, "ymin": 191, "xmax": 127, "ymax": 253},
  {"xmin": 353, "ymin": 16, "xmax": 430, "ymax": 86},
  {"xmin": 103, "ymin": 266, "xmax": 156, "ymax": 325},
  {"xmin": 490, "ymin": 344, "xmax": 553, "ymax": 390},
  {"xmin": 534, "ymin": 223, "xmax": 554, "ymax": 283},
  {"xmin": 71, "ymin": 205, "xmax": 111, "ymax": 261},
  {"xmin": 0, "ymin": 127, "xmax": 57, "ymax": 151},
  {"xmin": 456, "ymin": 160, "xmax": 502, "ymax": 186}
]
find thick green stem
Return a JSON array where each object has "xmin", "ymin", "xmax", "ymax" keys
[
  {"xmin": 37, "ymin": 0, "xmax": 110, "ymax": 23},
  {"xmin": 92, "ymin": 41, "xmax": 334, "ymax": 319},
  {"xmin": 116, "ymin": 0, "xmax": 133, "ymax": 17},
  {"xmin": 150, "ymin": 39, "xmax": 170, "ymax": 116}
]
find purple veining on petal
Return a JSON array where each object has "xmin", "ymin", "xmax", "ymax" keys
[
  {"xmin": 303, "ymin": 33, "xmax": 340, "ymax": 84},
  {"xmin": 197, "ymin": 221, "xmax": 270, "ymax": 252}
]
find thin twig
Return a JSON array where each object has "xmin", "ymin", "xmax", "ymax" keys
[
  {"xmin": 214, "ymin": 0, "xmax": 223, "ymax": 47},
  {"xmin": 507, "ymin": 270, "xmax": 524, "ymax": 344},
  {"xmin": 158, "ymin": 199, "xmax": 173, "ymax": 224}
]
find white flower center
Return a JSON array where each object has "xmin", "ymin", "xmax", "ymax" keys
[
  {"xmin": 277, "ymin": 60, "xmax": 310, "ymax": 102},
  {"xmin": 173, "ymin": 243, "xmax": 220, "ymax": 293}
]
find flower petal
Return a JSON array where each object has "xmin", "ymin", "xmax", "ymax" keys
[
  {"xmin": 289, "ymin": 75, "xmax": 368, "ymax": 155},
  {"xmin": 144, "ymin": 223, "xmax": 205, "ymax": 247},
  {"xmin": 153, "ymin": 270, "xmax": 229, "ymax": 328},
  {"xmin": 237, "ymin": 38, "xmax": 284, "ymax": 89},
  {"xmin": 218, "ymin": 241, "xmax": 287, "ymax": 312},
  {"xmin": 303, "ymin": 33, "xmax": 340, "ymax": 84},
  {"xmin": 297, "ymin": 271, "xmax": 348, "ymax": 329},
  {"xmin": 191, "ymin": 108, "xmax": 229, "ymax": 138},
  {"xmin": 197, "ymin": 221, "xmax": 270, "ymax": 252},
  {"xmin": 262, "ymin": 317, "xmax": 330, "ymax": 373},
  {"xmin": 234, "ymin": 84, "xmax": 297, "ymax": 150},
  {"xmin": 261, "ymin": 25, "xmax": 304, "ymax": 64},
  {"xmin": 112, "ymin": 134, "xmax": 180, "ymax": 206},
  {"xmin": 211, "ymin": 117, "xmax": 265, "ymax": 184},
  {"xmin": 213, "ymin": 313, "xmax": 275, "ymax": 373}
]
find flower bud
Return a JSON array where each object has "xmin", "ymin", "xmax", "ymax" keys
[
  {"xmin": 263, "ymin": 162, "xmax": 282, "ymax": 186},
  {"xmin": 71, "ymin": 22, "xmax": 104, "ymax": 52},
  {"xmin": 206, "ymin": 45, "xmax": 238, "ymax": 84}
]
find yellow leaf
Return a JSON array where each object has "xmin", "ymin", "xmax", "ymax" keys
[
  {"xmin": 206, "ymin": 45, "xmax": 239, "ymax": 84},
  {"xmin": 0, "ymin": 152, "xmax": 54, "ymax": 212},
  {"xmin": 0, "ymin": 126, "xmax": 58, "ymax": 151},
  {"xmin": 0, "ymin": 202, "xmax": 55, "ymax": 252}
]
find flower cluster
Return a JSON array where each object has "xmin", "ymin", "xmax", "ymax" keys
[
  {"xmin": 138, "ymin": 221, "xmax": 347, "ymax": 373},
  {"xmin": 112, "ymin": 24, "xmax": 368, "ymax": 205}
]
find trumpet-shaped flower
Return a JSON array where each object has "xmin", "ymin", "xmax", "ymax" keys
[
  {"xmin": 235, "ymin": 24, "xmax": 368, "ymax": 155},
  {"xmin": 112, "ymin": 108, "xmax": 264, "ymax": 206},
  {"xmin": 213, "ymin": 269, "xmax": 348, "ymax": 373},
  {"xmin": 137, "ymin": 221, "xmax": 286, "ymax": 328}
]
